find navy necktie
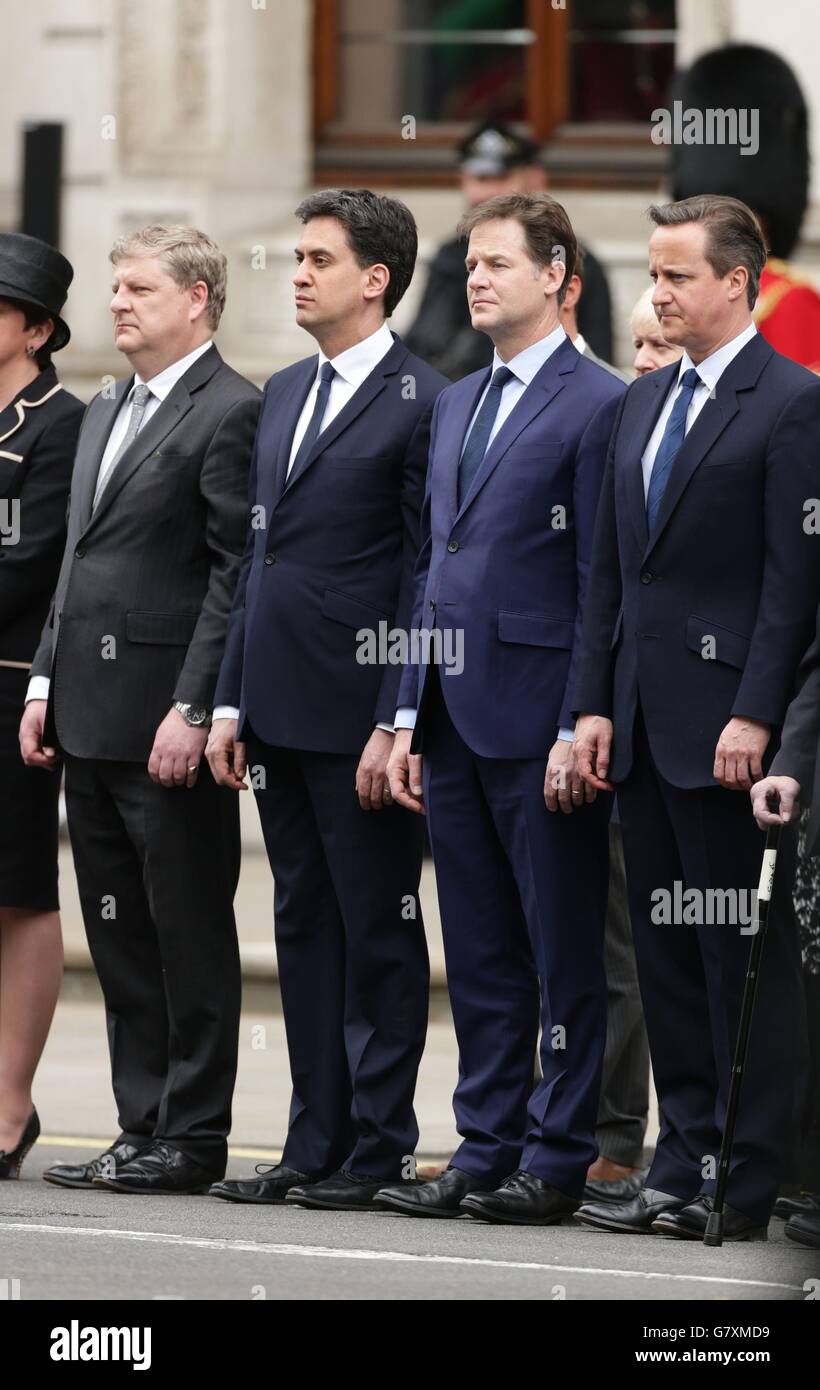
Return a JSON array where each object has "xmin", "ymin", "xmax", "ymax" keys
[
  {"xmin": 645, "ymin": 367, "xmax": 701, "ymax": 534},
  {"xmin": 457, "ymin": 365, "xmax": 514, "ymax": 507},
  {"xmin": 288, "ymin": 360, "xmax": 336, "ymax": 485}
]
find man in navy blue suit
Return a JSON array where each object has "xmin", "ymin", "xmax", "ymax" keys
[
  {"xmin": 205, "ymin": 189, "xmax": 447, "ymax": 1210},
  {"xmin": 379, "ymin": 193, "xmax": 625, "ymax": 1224},
  {"xmin": 573, "ymin": 195, "xmax": 820, "ymax": 1240}
]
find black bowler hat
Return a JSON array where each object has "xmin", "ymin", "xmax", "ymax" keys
[
  {"xmin": 458, "ymin": 122, "xmax": 540, "ymax": 177},
  {"xmin": 0, "ymin": 232, "xmax": 73, "ymax": 351}
]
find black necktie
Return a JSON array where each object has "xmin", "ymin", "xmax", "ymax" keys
[
  {"xmin": 288, "ymin": 361, "xmax": 336, "ymax": 485},
  {"xmin": 457, "ymin": 365, "xmax": 514, "ymax": 507}
]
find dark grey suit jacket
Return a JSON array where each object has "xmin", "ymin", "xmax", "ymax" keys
[
  {"xmin": 31, "ymin": 344, "xmax": 261, "ymax": 761},
  {"xmin": 771, "ymin": 602, "xmax": 820, "ymax": 854}
]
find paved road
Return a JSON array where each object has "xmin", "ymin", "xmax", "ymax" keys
[{"xmin": 1, "ymin": 1142, "xmax": 816, "ymax": 1301}]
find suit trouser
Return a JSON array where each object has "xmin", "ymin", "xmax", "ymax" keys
[
  {"xmin": 617, "ymin": 710, "xmax": 808, "ymax": 1223},
  {"xmin": 596, "ymin": 820, "xmax": 650, "ymax": 1167},
  {"xmin": 422, "ymin": 679, "xmax": 610, "ymax": 1195},
  {"xmin": 246, "ymin": 731, "xmax": 429, "ymax": 1180},
  {"xmin": 63, "ymin": 755, "xmax": 241, "ymax": 1171}
]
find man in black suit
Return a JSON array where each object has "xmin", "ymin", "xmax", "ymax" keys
[
  {"xmin": 20, "ymin": 225, "xmax": 260, "ymax": 1194},
  {"xmin": 752, "ymin": 605, "xmax": 820, "ymax": 1251},
  {"xmin": 206, "ymin": 190, "xmax": 447, "ymax": 1211},
  {"xmin": 572, "ymin": 195, "xmax": 820, "ymax": 1240}
]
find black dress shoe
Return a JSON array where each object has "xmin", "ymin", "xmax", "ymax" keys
[
  {"xmin": 652, "ymin": 1196, "xmax": 768, "ymax": 1241},
  {"xmin": 774, "ymin": 1190, "xmax": 820, "ymax": 1219},
  {"xmin": 0, "ymin": 1110, "xmax": 40, "ymax": 1179},
  {"xmin": 43, "ymin": 1138, "xmax": 149, "ymax": 1189},
  {"xmin": 374, "ymin": 1166, "xmax": 492, "ymax": 1218},
  {"xmin": 285, "ymin": 1168, "xmax": 396, "ymax": 1211},
  {"xmin": 583, "ymin": 1166, "xmax": 650, "ymax": 1205},
  {"xmin": 785, "ymin": 1210, "xmax": 820, "ymax": 1248},
  {"xmin": 91, "ymin": 1140, "xmax": 222, "ymax": 1195},
  {"xmin": 460, "ymin": 1170, "xmax": 579, "ymax": 1226},
  {"xmin": 574, "ymin": 1186, "xmax": 688, "ymax": 1233},
  {"xmin": 210, "ymin": 1164, "xmax": 313, "ymax": 1205}
]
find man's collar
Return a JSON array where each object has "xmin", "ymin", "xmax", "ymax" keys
[
  {"xmin": 133, "ymin": 339, "xmax": 214, "ymax": 399},
  {"xmin": 317, "ymin": 321, "xmax": 394, "ymax": 386},
  {"xmin": 677, "ymin": 322, "xmax": 757, "ymax": 391},
  {"xmin": 492, "ymin": 323, "xmax": 566, "ymax": 385}
]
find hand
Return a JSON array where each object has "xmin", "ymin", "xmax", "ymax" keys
[
  {"xmin": 713, "ymin": 717, "xmax": 770, "ymax": 790},
  {"xmin": 574, "ymin": 714, "xmax": 615, "ymax": 792},
  {"xmin": 148, "ymin": 707, "xmax": 209, "ymax": 788},
  {"xmin": 750, "ymin": 775, "xmax": 800, "ymax": 830},
  {"xmin": 205, "ymin": 717, "xmax": 248, "ymax": 791},
  {"xmin": 544, "ymin": 739, "xmax": 596, "ymax": 814},
  {"xmin": 19, "ymin": 699, "xmax": 58, "ymax": 771},
  {"xmin": 355, "ymin": 728, "xmax": 395, "ymax": 810},
  {"xmin": 387, "ymin": 728, "xmax": 425, "ymax": 815}
]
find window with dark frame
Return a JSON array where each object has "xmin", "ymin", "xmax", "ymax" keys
[{"xmin": 313, "ymin": 0, "xmax": 677, "ymax": 186}]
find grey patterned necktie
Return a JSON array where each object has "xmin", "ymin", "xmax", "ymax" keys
[{"xmin": 93, "ymin": 382, "xmax": 152, "ymax": 508}]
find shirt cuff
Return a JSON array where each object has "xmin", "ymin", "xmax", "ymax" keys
[
  {"xmin": 557, "ymin": 727, "xmax": 575, "ymax": 742},
  {"xmin": 394, "ymin": 707, "xmax": 417, "ymax": 730},
  {"xmin": 212, "ymin": 706, "xmax": 240, "ymax": 722},
  {"xmin": 26, "ymin": 676, "xmax": 50, "ymax": 703},
  {"xmin": 376, "ymin": 721, "xmax": 395, "ymax": 734}
]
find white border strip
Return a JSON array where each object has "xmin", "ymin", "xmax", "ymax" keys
[{"xmin": 0, "ymin": 1223, "xmax": 802, "ymax": 1292}]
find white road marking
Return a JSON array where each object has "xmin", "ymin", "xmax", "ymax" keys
[{"xmin": 0, "ymin": 1223, "xmax": 802, "ymax": 1291}]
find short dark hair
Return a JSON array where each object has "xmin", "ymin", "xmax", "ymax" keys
[
  {"xmin": 2, "ymin": 296, "xmax": 55, "ymax": 369},
  {"xmin": 647, "ymin": 195, "xmax": 766, "ymax": 308},
  {"xmin": 294, "ymin": 188, "xmax": 418, "ymax": 317},
  {"xmin": 457, "ymin": 192, "xmax": 577, "ymax": 304}
]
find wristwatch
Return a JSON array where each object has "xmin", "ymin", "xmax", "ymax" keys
[{"xmin": 173, "ymin": 701, "xmax": 212, "ymax": 728}]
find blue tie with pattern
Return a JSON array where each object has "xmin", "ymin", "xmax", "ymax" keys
[
  {"xmin": 288, "ymin": 361, "xmax": 336, "ymax": 485},
  {"xmin": 457, "ymin": 365, "xmax": 514, "ymax": 507},
  {"xmin": 645, "ymin": 366, "xmax": 701, "ymax": 534}
]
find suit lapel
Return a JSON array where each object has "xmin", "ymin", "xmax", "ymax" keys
[
  {"xmin": 270, "ymin": 361, "xmax": 316, "ymax": 506},
  {"xmin": 279, "ymin": 336, "xmax": 409, "ymax": 500},
  {"xmin": 441, "ymin": 370, "xmax": 491, "ymax": 525},
  {"xmin": 643, "ymin": 333, "xmax": 771, "ymax": 556},
  {"xmin": 75, "ymin": 381, "xmax": 131, "ymax": 530},
  {"xmin": 454, "ymin": 337, "xmax": 576, "ymax": 522},
  {"xmin": 625, "ymin": 364, "xmax": 676, "ymax": 552},
  {"xmin": 80, "ymin": 345, "xmax": 223, "ymax": 533}
]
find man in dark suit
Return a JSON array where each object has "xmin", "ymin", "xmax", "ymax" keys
[
  {"xmin": 380, "ymin": 192, "xmax": 624, "ymax": 1224},
  {"xmin": 752, "ymin": 605, "xmax": 820, "ymax": 1251},
  {"xmin": 205, "ymin": 189, "xmax": 446, "ymax": 1211},
  {"xmin": 20, "ymin": 225, "xmax": 261, "ymax": 1194},
  {"xmin": 573, "ymin": 195, "xmax": 820, "ymax": 1240}
]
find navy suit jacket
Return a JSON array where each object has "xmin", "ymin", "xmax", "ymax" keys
[
  {"xmin": 573, "ymin": 332, "xmax": 820, "ymax": 788},
  {"xmin": 397, "ymin": 336, "xmax": 625, "ymax": 758},
  {"xmin": 214, "ymin": 333, "xmax": 447, "ymax": 753}
]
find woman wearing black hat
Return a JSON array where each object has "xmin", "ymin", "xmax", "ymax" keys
[{"xmin": 0, "ymin": 233, "xmax": 83, "ymax": 1178}]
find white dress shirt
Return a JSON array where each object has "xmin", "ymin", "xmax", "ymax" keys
[
  {"xmin": 26, "ymin": 340, "xmax": 214, "ymax": 705},
  {"xmin": 213, "ymin": 322, "xmax": 397, "ymax": 726},
  {"xmin": 641, "ymin": 321, "xmax": 757, "ymax": 497},
  {"xmin": 395, "ymin": 324, "xmax": 568, "ymax": 735}
]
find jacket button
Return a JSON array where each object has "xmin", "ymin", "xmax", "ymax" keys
[
  {"xmin": 264, "ymin": 552, "xmax": 276, "ymax": 566},
  {"xmin": 429, "ymin": 599, "xmax": 436, "ymax": 610},
  {"xmin": 447, "ymin": 539, "xmax": 459, "ymax": 553},
  {"xmin": 640, "ymin": 570, "xmax": 653, "ymax": 585},
  {"xmin": 75, "ymin": 546, "xmax": 85, "ymax": 558}
]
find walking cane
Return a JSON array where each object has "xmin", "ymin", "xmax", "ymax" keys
[{"xmin": 704, "ymin": 813, "xmax": 782, "ymax": 1247}]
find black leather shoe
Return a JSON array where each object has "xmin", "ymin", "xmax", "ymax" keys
[
  {"xmin": 0, "ymin": 1110, "xmax": 40, "ymax": 1179},
  {"xmin": 652, "ymin": 1195, "xmax": 768, "ymax": 1241},
  {"xmin": 574, "ymin": 1186, "xmax": 689, "ymax": 1233},
  {"xmin": 210, "ymin": 1164, "xmax": 313, "ymax": 1205},
  {"xmin": 91, "ymin": 1140, "xmax": 222, "ymax": 1194},
  {"xmin": 785, "ymin": 1210, "xmax": 820, "ymax": 1248},
  {"xmin": 285, "ymin": 1168, "xmax": 392, "ymax": 1211},
  {"xmin": 774, "ymin": 1190, "xmax": 820, "ymax": 1219},
  {"xmin": 460, "ymin": 1170, "xmax": 579, "ymax": 1225},
  {"xmin": 43, "ymin": 1138, "xmax": 149, "ymax": 1189},
  {"xmin": 374, "ymin": 1166, "xmax": 492, "ymax": 1218},
  {"xmin": 583, "ymin": 1166, "xmax": 649, "ymax": 1205}
]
